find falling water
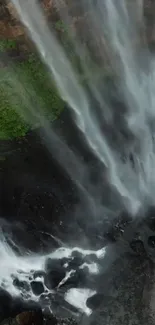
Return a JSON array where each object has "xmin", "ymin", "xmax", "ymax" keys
[
  {"xmin": 9, "ymin": 0, "xmax": 155, "ymax": 216},
  {"xmin": 0, "ymin": 0, "xmax": 155, "ymax": 319}
]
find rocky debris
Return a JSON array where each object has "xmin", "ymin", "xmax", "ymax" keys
[
  {"xmin": 44, "ymin": 259, "xmax": 66, "ymax": 289},
  {"xmin": 13, "ymin": 278, "xmax": 30, "ymax": 292},
  {"xmin": 86, "ymin": 293, "xmax": 105, "ymax": 310},
  {"xmin": 84, "ymin": 254, "xmax": 98, "ymax": 264},
  {"xmin": 16, "ymin": 311, "xmax": 43, "ymax": 325},
  {"xmin": 69, "ymin": 252, "xmax": 83, "ymax": 270},
  {"xmin": 0, "ymin": 289, "xmax": 12, "ymax": 323},
  {"xmin": 0, "ymin": 288, "xmax": 43, "ymax": 323},
  {"xmin": 33, "ymin": 271, "xmax": 46, "ymax": 280},
  {"xmin": 0, "ymin": 286, "xmax": 78, "ymax": 325},
  {"xmin": 148, "ymin": 236, "xmax": 155, "ymax": 248},
  {"xmin": 130, "ymin": 239, "xmax": 147, "ymax": 256},
  {"xmin": 0, "ymin": 312, "xmax": 78, "ymax": 325},
  {"xmin": 82, "ymin": 252, "xmax": 155, "ymax": 325}
]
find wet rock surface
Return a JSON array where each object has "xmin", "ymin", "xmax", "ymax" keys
[{"xmin": 0, "ymin": 107, "xmax": 123, "ymax": 252}]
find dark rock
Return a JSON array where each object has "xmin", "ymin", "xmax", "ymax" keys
[
  {"xmin": 71, "ymin": 251, "xmax": 83, "ymax": 259},
  {"xmin": 66, "ymin": 251, "xmax": 84, "ymax": 270},
  {"xmin": 130, "ymin": 240, "xmax": 146, "ymax": 256},
  {"xmin": 0, "ymin": 311, "xmax": 44, "ymax": 325},
  {"xmin": 33, "ymin": 270, "xmax": 46, "ymax": 279},
  {"xmin": 11, "ymin": 298, "xmax": 42, "ymax": 319},
  {"xmin": 146, "ymin": 207, "xmax": 155, "ymax": 231},
  {"xmin": 44, "ymin": 269, "xmax": 66, "ymax": 289},
  {"xmin": 68, "ymin": 256, "xmax": 83, "ymax": 270},
  {"xmin": 86, "ymin": 293, "xmax": 105, "ymax": 309},
  {"xmin": 50, "ymin": 296, "xmax": 79, "ymax": 318},
  {"xmin": 16, "ymin": 310, "xmax": 43, "ymax": 325},
  {"xmin": 61, "ymin": 268, "xmax": 89, "ymax": 288},
  {"xmin": 44, "ymin": 258, "xmax": 66, "ymax": 289},
  {"xmin": 84, "ymin": 254, "xmax": 98, "ymax": 264},
  {"xmin": 0, "ymin": 288, "xmax": 12, "ymax": 322},
  {"xmin": 44, "ymin": 314, "xmax": 57, "ymax": 325},
  {"xmin": 0, "ymin": 317, "xmax": 15, "ymax": 325},
  {"xmin": 60, "ymin": 258, "xmax": 71, "ymax": 268},
  {"xmin": 13, "ymin": 278, "xmax": 30, "ymax": 292},
  {"xmin": 45, "ymin": 258, "xmax": 64, "ymax": 273},
  {"xmin": 39, "ymin": 292, "xmax": 53, "ymax": 308},
  {"xmin": 57, "ymin": 318, "xmax": 78, "ymax": 325},
  {"xmin": 147, "ymin": 220, "xmax": 155, "ymax": 232},
  {"xmin": 30, "ymin": 281, "xmax": 44, "ymax": 296},
  {"xmin": 148, "ymin": 236, "xmax": 155, "ymax": 248}
]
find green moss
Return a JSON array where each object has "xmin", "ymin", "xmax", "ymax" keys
[
  {"xmin": 55, "ymin": 20, "xmax": 68, "ymax": 33},
  {"xmin": 0, "ymin": 51, "xmax": 64, "ymax": 140},
  {"xmin": 0, "ymin": 39, "xmax": 17, "ymax": 52}
]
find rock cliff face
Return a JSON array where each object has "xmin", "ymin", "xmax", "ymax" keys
[
  {"xmin": 0, "ymin": 0, "xmax": 25, "ymax": 39},
  {"xmin": 0, "ymin": 0, "xmax": 155, "ymax": 59},
  {"xmin": 0, "ymin": 1, "xmax": 154, "ymax": 39}
]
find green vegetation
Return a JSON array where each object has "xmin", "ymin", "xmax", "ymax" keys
[
  {"xmin": 0, "ymin": 32, "xmax": 113, "ymax": 140},
  {"xmin": 0, "ymin": 41, "xmax": 64, "ymax": 140},
  {"xmin": 55, "ymin": 20, "xmax": 68, "ymax": 33},
  {"xmin": 0, "ymin": 39, "xmax": 16, "ymax": 52}
]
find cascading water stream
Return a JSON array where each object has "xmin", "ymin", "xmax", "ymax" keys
[
  {"xmin": 0, "ymin": 0, "xmax": 155, "ymax": 320},
  {"xmin": 10, "ymin": 0, "xmax": 155, "ymax": 215}
]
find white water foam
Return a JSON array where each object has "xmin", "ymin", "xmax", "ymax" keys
[
  {"xmin": 0, "ymin": 236, "xmax": 105, "ymax": 314},
  {"xmin": 65, "ymin": 288, "xmax": 96, "ymax": 316}
]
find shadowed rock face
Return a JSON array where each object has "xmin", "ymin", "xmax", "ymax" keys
[
  {"xmin": 0, "ymin": 0, "xmax": 155, "ymax": 50},
  {"xmin": 80, "ymin": 252, "xmax": 155, "ymax": 325},
  {"xmin": 0, "ymin": 0, "xmax": 25, "ymax": 39}
]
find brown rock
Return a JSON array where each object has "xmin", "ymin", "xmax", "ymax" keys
[{"xmin": 16, "ymin": 311, "xmax": 43, "ymax": 325}]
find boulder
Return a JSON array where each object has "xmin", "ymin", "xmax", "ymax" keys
[
  {"xmin": 86, "ymin": 293, "xmax": 105, "ymax": 309},
  {"xmin": 13, "ymin": 278, "xmax": 30, "ymax": 292},
  {"xmin": 0, "ymin": 289, "xmax": 12, "ymax": 322},
  {"xmin": 0, "ymin": 311, "xmax": 43, "ymax": 325},
  {"xmin": 44, "ymin": 258, "xmax": 66, "ymax": 289}
]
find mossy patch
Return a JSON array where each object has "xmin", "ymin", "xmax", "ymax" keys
[
  {"xmin": 0, "ymin": 48, "xmax": 64, "ymax": 139},
  {"xmin": 0, "ymin": 39, "xmax": 17, "ymax": 52}
]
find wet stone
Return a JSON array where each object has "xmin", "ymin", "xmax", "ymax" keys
[
  {"xmin": 13, "ymin": 279, "xmax": 30, "ymax": 292},
  {"xmin": 44, "ymin": 314, "xmax": 57, "ymax": 325},
  {"xmin": 60, "ymin": 258, "xmax": 70, "ymax": 267},
  {"xmin": 44, "ymin": 258, "xmax": 66, "ymax": 289},
  {"xmin": 33, "ymin": 270, "xmax": 46, "ymax": 279},
  {"xmin": 16, "ymin": 310, "xmax": 43, "ymax": 325},
  {"xmin": 39, "ymin": 292, "xmax": 53, "ymax": 308},
  {"xmin": 61, "ymin": 268, "xmax": 89, "ymax": 288},
  {"xmin": 30, "ymin": 281, "xmax": 44, "ymax": 296},
  {"xmin": 84, "ymin": 254, "xmax": 98, "ymax": 264},
  {"xmin": 0, "ymin": 288, "xmax": 12, "ymax": 322},
  {"xmin": 86, "ymin": 293, "xmax": 105, "ymax": 309},
  {"xmin": 130, "ymin": 240, "xmax": 146, "ymax": 255},
  {"xmin": 68, "ymin": 256, "xmax": 83, "ymax": 270},
  {"xmin": 71, "ymin": 251, "xmax": 83, "ymax": 259},
  {"xmin": 11, "ymin": 298, "xmax": 42, "ymax": 319},
  {"xmin": 44, "ymin": 268, "xmax": 66, "ymax": 289},
  {"xmin": 148, "ymin": 236, "xmax": 155, "ymax": 248},
  {"xmin": 45, "ymin": 258, "xmax": 64, "ymax": 273}
]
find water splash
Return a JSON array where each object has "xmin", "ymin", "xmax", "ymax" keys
[{"xmin": 0, "ymin": 227, "xmax": 105, "ymax": 314}]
